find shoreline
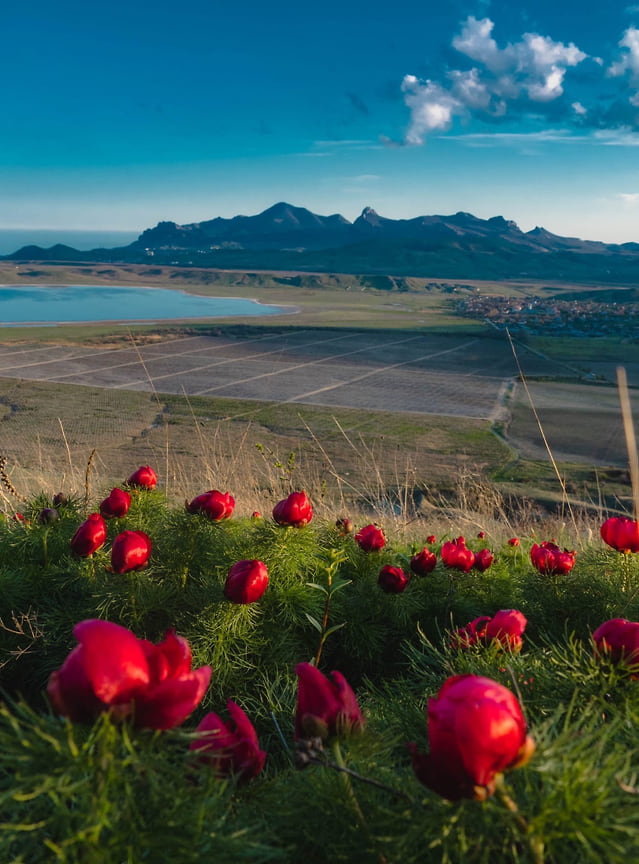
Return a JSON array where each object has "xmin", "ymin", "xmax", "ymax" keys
[{"xmin": 0, "ymin": 282, "xmax": 300, "ymax": 325}]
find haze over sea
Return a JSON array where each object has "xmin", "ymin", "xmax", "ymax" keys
[{"xmin": 0, "ymin": 230, "xmax": 139, "ymax": 257}]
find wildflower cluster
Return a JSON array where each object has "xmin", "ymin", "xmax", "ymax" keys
[{"xmin": 2, "ymin": 469, "xmax": 639, "ymax": 862}]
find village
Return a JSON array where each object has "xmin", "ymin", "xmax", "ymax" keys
[{"xmin": 458, "ymin": 293, "xmax": 639, "ymax": 338}]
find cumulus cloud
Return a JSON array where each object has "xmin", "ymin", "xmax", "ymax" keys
[
  {"xmin": 609, "ymin": 27, "xmax": 639, "ymax": 105},
  {"xmin": 452, "ymin": 17, "xmax": 504, "ymax": 73},
  {"xmin": 402, "ymin": 16, "xmax": 587, "ymax": 144},
  {"xmin": 619, "ymin": 192, "xmax": 639, "ymax": 202},
  {"xmin": 609, "ymin": 27, "xmax": 639, "ymax": 77},
  {"xmin": 401, "ymin": 76, "xmax": 464, "ymax": 144}
]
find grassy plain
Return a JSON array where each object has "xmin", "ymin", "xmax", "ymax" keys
[{"xmin": 0, "ymin": 262, "xmax": 635, "ymax": 516}]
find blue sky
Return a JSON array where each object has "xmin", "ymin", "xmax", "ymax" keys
[{"xmin": 3, "ymin": 0, "xmax": 639, "ymax": 241}]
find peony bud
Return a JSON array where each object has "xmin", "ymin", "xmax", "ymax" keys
[
  {"xmin": 224, "ymin": 559, "xmax": 269, "ymax": 604},
  {"xmin": 99, "ymin": 488, "xmax": 132, "ymax": 519},
  {"xmin": 408, "ymin": 674, "xmax": 534, "ymax": 801},
  {"xmin": 38, "ymin": 507, "xmax": 59, "ymax": 525},
  {"xmin": 70, "ymin": 513, "xmax": 107, "ymax": 557},
  {"xmin": 378, "ymin": 564, "xmax": 410, "ymax": 594},
  {"xmin": 186, "ymin": 490, "xmax": 235, "ymax": 521},
  {"xmin": 272, "ymin": 491, "xmax": 313, "ymax": 527},
  {"xmin": 295, "ymin": 662, "xmax": 365, "ymax": 740},
  {"xmin": 593, "ymin": 618, "xmax": 639, "ymax": 675},
  {"xmin": 110, "ymin": 530, "xmax": 151, "ymax": 574},
  {"xmin": 126, "ymin": 465, "xmax": 157, "ymax": 490},
  {"xmin": 473, "ymin": 548, "xmax": 494, "ymax": 572},
  {"xmin": 410, "ymin": 547, "xmax": 437, "ymax": 576},
  {"xmin": 600, "ymin": 517, "xmax": 639, "ymax": 554},
  {"xmin": 354, "ymin": 523, "xmax": 385, "ymax": 552}
]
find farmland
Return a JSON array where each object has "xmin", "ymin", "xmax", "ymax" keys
[{"xmin": 0, "ymin": 264, "xmax": 636, "ymax": 513}]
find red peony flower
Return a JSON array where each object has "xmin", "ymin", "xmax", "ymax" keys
[
  {"xmin": 600, "ymin": 517, "xmax": 639, "ymax": 554},
  {"xmin": 127, "ymin": 465, "xmax": 157, "ymax": 490},
  {"xmin": 99, "ymin": 487, "xmax": 132, "ymax": 519},
  {"xmin": 295, "ymin": 662, "xmax": 365, "ymax": 740},
  {"xmin": 335, "ymin": 517, "xmax": 354, "ymax": 534},
  {"xmin": 441, "ymin": 537, "xmax": 475, "ymax": 572},
  {"xmin": 530, "ymin": 541, "xmax": 575, "ymax": 576},
  {"xmin": 110, "ymin": 530, "xmax": 151, "ymax": 574},
  {"xmin": 378, "ymin": 564, "xmax": 410, "ymax": 594},
  {"xmin": 186, "ymin": 490, "xmax": 235, "ymax": 521},
  {"xmin": 508, "ymin": 538, "xmax": 520, "ymax": 547},
  {"xmin": 407, "ymin": 674, "xmax": 534, "ymax": 801},
  {"xmin": 354, "ymin": 523, "xmax": 385, "ymax": 552},
  {"xmin": 426, "ymin": 534, "xmax": 436, "ymax": 544},
  {"xmin": 251, "ymin": 511, "xmax": 261, "ymax": 519},
  {"xmin": 410, "ymin": 547, "xmax": 438, "ymax": 576},
  {"xmin": 47, "ymin": 620, "xmax": 211, "ymax": 730},
  {"xmin": 132, "ymin": 629, "xmax": 211, "ymax": 729},
  {"xmin": 452, "ymin": 610, "xmax": 527, "ymax": 651},
  {"xmin": 190, "ymin": 700, "xmax": 266, "ymax": 781},
  {"xmin": 473, "ymin": 548, "xmax": 494, "ymax": 572},
  {"xmin": 272, "ymin": 490, "xmax": 313, "ymax": 527},
  {"xmin": 11, "ymin": 511, "xmax": 31, "ymax": 525},
  {"xmin": 477, "ymin": 531, "xmax": 486, "ymax": 539},
  {"xmin": 70, "ymin": 513, "xmax": 107, "ymax": 557},
  {"xmin": 593, "ymin": 618, "xmax": 639, "ymax": 675},
  {"xmin": 450, "ymin": 616, "xmax": 492, "ymax": 650},
  {"xmin": 224, "ymin": 559, "xmax": 269, "ymax": 604},
  {"xmin": 483, "ymin": 609, "xmax": 527, "ymax": 651}
]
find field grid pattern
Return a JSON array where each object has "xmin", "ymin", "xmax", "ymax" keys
[{"xmin": 0, "ymin": 331, "xmax": 521, "ymax": 418}]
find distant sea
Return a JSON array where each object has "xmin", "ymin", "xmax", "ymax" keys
[{"xmin": 0, "ymin": 229, "xmax": 139, "ymax": 256}]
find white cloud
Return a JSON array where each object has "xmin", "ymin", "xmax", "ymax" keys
[
  {"xmin": 303, "ymin": 140, "xmax": 383, "ymax": 156},
  {"xmin": 443, "ymin": 129, "xmax": 586, "ymax": 146},
  {"xmin": 401, "ymin": 16, "xmax": 587, "ymax": 143},
  {"xmin": 447, "ymin": 68, "xmax": 495, "ymax": 110},
  {"xmin": 452, "ymin": 17, "xmax": 504, "ymax": 73},
  {"xmin": 572, "ymin": 101, "xmax": 587, "ymax": 115},
  {"xmin": 609, "ymin": 27, "xmax": 639, "ymax": 104},
  {"xmin": 593, "ymin": 127, "xmax": 639, "ymax": 145},
  {"xmin": 452, "ymin": 18, "xmax": 587, "ymax": 103},
  {"xmin": 401, "ymin": 76, "xmax": 464, "ymax": 144},
  {"xmin": 609, "ymin": 26, "xmax": 639, "ymax": 76},
  {"xmin": 618, "ymin": 192, "xmax": 639, "ymax": 202}
]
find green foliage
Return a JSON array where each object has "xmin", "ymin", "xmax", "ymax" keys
[{"xmin": 2, "ymin": 491, "xmax": 639, "ymax": 861}]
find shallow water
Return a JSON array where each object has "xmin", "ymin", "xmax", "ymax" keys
[{"xmin": 0, "ymin": 284, "xmax": 289, "ymax": 325}]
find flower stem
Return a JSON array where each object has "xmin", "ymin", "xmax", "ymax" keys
[
  {"xmin": 314, "ymin": 573, "xmax": 333, "ymax": 667},
  {"xmin": 443, "ymin": 573, "xmax": 456, "ymax": 624},
  {"xmin": 494, "ymin": 774, "xmax": 544, "ymax": 864},
  {"xmin": 330, "ymin": 740, "xmax": 388, "ymax": 864},
  {"xmin": 322, "ymin": 756, "xmax": 414, "ymax": 803}
]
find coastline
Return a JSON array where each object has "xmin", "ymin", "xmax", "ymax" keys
[{"xmin": 0, "ymin": 283, "xmax": 300, "ymax": 325}]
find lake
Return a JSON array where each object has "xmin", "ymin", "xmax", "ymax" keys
[{"xmin": 0, "ymin": 285, "xmax": 292, "ymax": 325}]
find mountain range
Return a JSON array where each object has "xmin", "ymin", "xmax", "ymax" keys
[{"xmin": 5, "ymin": 202, "xmax": 639, "ymax": 283}]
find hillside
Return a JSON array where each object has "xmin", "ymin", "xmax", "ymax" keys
[{"xmin": 5, "ymin": 202, "xmax": 639, "ymax": 283}]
